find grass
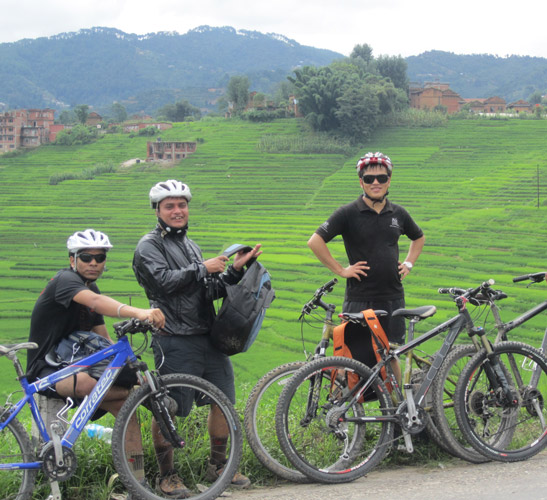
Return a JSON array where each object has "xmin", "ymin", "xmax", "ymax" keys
[{"xmin": 0, "ymin": 116, "xmax": 546, "ymax": 496}]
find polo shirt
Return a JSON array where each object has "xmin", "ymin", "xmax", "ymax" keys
[{"xmin": 315, "ymin": 196, "xmax": 423, "ymax": 301}]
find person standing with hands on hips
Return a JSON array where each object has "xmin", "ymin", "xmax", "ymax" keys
[
  {"xmin": 133, "ymin": 180, "xmax": 261, "ymax": 494},
  {"xmin": 308, "ymin": 152, "xmax": 425, "ymax": 345}
]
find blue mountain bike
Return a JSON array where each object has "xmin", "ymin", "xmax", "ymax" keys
[{"xmin": 0, "ymin": 319, "xmax": 242, "ymax": 500}]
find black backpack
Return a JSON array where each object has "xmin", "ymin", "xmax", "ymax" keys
[{"xmin": 210, "ymin": 260, "xmax": 275, "ymax": 356}]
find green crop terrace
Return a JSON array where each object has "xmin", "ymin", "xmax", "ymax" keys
[{"xmin": 0, "ymin": 117, "xmax": 545, "ymax": 401}]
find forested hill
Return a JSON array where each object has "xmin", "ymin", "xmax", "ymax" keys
[
  {"xmin": 1, "ymin": 26, "xmax": 546, "ymax": 114},
  {"xmin": 0, "ymin": 26, "xmax": 343, "ymax": 113},
  {"xmin": 406, "ymin": 50, "xmax": 547, "ymax": 102}
]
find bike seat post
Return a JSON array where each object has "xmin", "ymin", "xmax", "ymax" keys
[{"xmin": 7, "ymin": 351, "xmax": 26, "ymax": 379}]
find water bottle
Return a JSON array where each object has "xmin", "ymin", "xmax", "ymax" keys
[{"xmin": 85, "ymin": 423, "xmax": 113, "ymax": 444}]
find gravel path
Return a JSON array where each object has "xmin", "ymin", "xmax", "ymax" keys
[{"xmin": 228, "ymin": 450, "xmax": 547, "ymax": 500}]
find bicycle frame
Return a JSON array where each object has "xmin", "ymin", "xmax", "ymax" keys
[{"xmin": 0, "ymin": 335, "xmax": 138, "ymax": 472}]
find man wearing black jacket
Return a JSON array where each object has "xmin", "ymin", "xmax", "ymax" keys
[{"xmin": 133, "ymin": 180, "xmax": 260, "ymax": 491}]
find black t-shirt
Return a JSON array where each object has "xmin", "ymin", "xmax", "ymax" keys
[
  {"xmin": 315, "ymin": 196, "xmax": 424, "ymax": 301},
  {"xmin": 26, "ymin": 268, "xmax": 104, "ymax": 381}
]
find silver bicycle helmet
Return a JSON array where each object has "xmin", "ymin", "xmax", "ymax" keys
[
  {"xmin": 149, "ymin": 179, "xmax": 192, "ymax": 209},
  {"xmin": 356, "ymin": 152, "xmax": 393, "ymax": 176},
  {"xmin": 67, "ymin": 229, "xmax": 113, "ymax": 254}
]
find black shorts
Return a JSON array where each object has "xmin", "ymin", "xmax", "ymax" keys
[
  {"xmin": 152, "ymin": 334, "xmax": 235, "ymax": 417},
  {"xmin": 342, "ymin": 297, "xmax": 406, "ymax": 344}
]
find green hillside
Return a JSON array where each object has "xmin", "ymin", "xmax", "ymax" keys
[{"xmin": 0, "ymin": 117, "xmax": 546, "ymax": 401}]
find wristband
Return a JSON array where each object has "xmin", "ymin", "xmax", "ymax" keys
[
  {"xmin": 403, "ymin": 261, "xmax": 413, "ymax": 270},
  {"xmin": 117, "ymin": 303, "xmax": 128, "ymax": 318}
]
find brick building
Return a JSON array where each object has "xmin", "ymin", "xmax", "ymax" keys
[
  {"xmin": 146, "ymin": 139, "xmax": 197, "ymax": 162},
  {"xmin": 409, "ymin": 82, "xmax": 464, "ymax": 114},
  {"xmin": 507, "ymin": 100, "xmax": 532, "ymax": 113},
  {"xmin": 463, "ymin": 97, "xmax": 507, "ymax": 113},
  {"xmin": 0, "ymin": 108, "xmax": 54, "ymax": 153}
]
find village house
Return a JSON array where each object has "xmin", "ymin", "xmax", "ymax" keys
[
  {"xmin": 409, "ymin": 82, "xmax": 464, "ymax": 114},
  {"xmin": 464, "ymin": 97, "xmax": 507, "ymax": 113},
  {"xmin": 146, "ymin": 138, "xmax": 197, "ymax": 162},
  {"xmin": 0, "ymin": 108, "xmax": 54, "ymax": 153},
  {"xmin": 507, "ymin": 99, "xmax": 532, "ymax": 113},
  {"xmin": 85, "ymin": 112, "xmax": 103, "ymax": 127}
]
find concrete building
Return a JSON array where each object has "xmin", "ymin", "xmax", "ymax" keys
[{"xmin": 146, "ymin": 139, "xmax": 197, "ymax": 162}]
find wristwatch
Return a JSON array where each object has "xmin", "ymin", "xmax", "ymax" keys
[{"xmin": 403, "ymin": 261, "xmax": 413, "ymax": 270}]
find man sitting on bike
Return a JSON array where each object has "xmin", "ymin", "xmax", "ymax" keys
[{"xmin": 26, "ymin": 229, "xmax": 166, "ymax": 494}]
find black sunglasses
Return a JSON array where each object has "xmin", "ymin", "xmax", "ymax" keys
[
  {"xmin": 77, "ymin": 253, "xmax": 107, "ymax": 263},
  {"xmin": 362, "ymin": 174, "xmax": 389, "ymax": 184}
]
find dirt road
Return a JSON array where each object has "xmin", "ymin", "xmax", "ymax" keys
[{"xmin": 230, "ymin": 451, "xmax": 547, "ymax": 500}]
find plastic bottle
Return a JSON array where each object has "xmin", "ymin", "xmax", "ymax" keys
[{"xmin": 85, "ymin": 423, "xmax": 113, "ymax": 444}]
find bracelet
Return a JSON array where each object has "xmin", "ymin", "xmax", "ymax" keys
[{"xmin": 117, "ymin": 303, "xmax": 128, "ymax": 318}]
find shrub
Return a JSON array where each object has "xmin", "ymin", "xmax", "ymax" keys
[
  {"xmin": 379, "ymin": 108, "xmax": 448, "ymax": 127},
  {"xmin": 49, "ymin": 161, "xmax": 117, "ymax": 185},
  {"xmin": 54, "ymin": 125, "xmax": 99, "ymax": 145},
  {"xmin": 138, "ymin": 126, "xmax": 159, "ymax": 136},
  {"xmin": 243, "ymin": 109, "xmax": 287, "ymax": 122}
]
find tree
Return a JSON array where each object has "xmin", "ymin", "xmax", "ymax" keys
[
  {"xmin": 335, "ymin": 82, "xmax": 379, "ymax": 143},
  {"xmin": 157, "ymin": 100, "xmax": 201, "ymax": 122},
  {"xmin": 528, "ymin": 91, "xmax": 543, "ymax": 105},
  {"xmin": 375, "ymin": 55, "xmax": 409, "ymax": 90},
  {"xmin": 58, "ymin": 110, "xmax": 76, "ymax": 125},
  {"xmin": 111, "ymin": 102, "xmax": 127, "ymax": 123},
  {"xmin": 227, "ymin": 76, "xmax": 250, "ymax": 115},
  {"xmin": 74, "ymin": 104, "xmax": 89, "ymax": 125},
  {"xmin": 350, "ymin": 44, "xmax": 374, "ymax": 66},
  {"xmin": 289, "ymin": 66, "xmax": 349, "ymax": 131}
]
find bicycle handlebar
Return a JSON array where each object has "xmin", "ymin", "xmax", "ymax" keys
[
  {"xmin": 300, "ymin": 278, "xmax": 338, "ymax": 316},
  {"xmin": 438, "ymin": 279, "xmax": 498, "ymax": 306},
  {"xmin": 113, "ymin": 318, "xmax": 157, "ymax": 337},
  {"xmin": 512, "ymin": 271, "xmax": 546, "ymax": 284}
]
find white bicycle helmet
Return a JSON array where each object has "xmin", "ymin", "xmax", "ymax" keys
[
  {"xmin": 356, "ymin": 152, "xmax": 393, "ymax": 176},
  {"xmin": 149, "ymin": 179, "xmax": 192, "ymax": 209},
  {"xmin": 67, "ymin": 229, "xmax": 113, "ymax": 254}
]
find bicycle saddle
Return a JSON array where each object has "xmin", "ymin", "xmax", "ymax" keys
[{"xmin": 392, "ymin": 305, "xmax": 436, "ymax": 319}]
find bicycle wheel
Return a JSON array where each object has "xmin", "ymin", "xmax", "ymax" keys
[
  {"xmin": 455, "ymin": 341, "xmax": 547, "ymax": 462},
  {"xmin": 0, "ymin": 412, "xmax": 37, "ymax": 500},
  {"xmin": 112, "ymin": 373, "xmax": 243, "ymax": 500},
  {"xmin": 243, "ymin": 361, "xmax": 308, "ymax": 483},
  {"xmin": 430, "ymin": 344, "xmax": 489, "ymax": 463},
  {"xmin": 276, "ymin": 356, "xmax": 393, "ymax": 484}
]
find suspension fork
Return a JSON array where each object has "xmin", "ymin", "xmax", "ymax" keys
[{"xmin": 465, "ymin": 313, "xmax": 518, "ymax": 405}]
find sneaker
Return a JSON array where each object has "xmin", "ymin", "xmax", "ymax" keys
[
  {"xmin": 156, "ymin": 470, "xmax": 191, "ymax": 499},
  {"xmin": 205, "ymin": 461, "xmax": 251, "ymax": 489}
]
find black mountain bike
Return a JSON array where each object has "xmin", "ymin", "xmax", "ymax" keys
[
  {"xmin": 274, "ymin": 279, "xmax": 547, "ymax": 483},
  {"xmin": 430, "ymin": 271, "xmax": 547, "ymax": 463}
]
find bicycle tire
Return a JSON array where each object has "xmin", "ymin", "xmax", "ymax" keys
[
  {"xmin": 430, "ymin": 344, "xmax": 489, "ymax": 463},
  {"xmin": 276, "ymin": 356, "xmax": 393, "ymax": 484},
  {"xmin": 0, "ymin": 412, "xmax": 37, "ymax": 500},
  {"xmin": 454, "ymin": 341, "xmax": 547, "ymax": 462},
  {"xmin": 112, "ymin": 373, "xmax": 243, "ymax": 500},
  {"xmin": 243, "ymin": 361, "xmax": 308, "ymax": 483}
]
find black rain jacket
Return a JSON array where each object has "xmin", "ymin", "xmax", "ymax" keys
[{"xmin": 132, "ymin": 225, "xmax": 243, "ymax": 336}]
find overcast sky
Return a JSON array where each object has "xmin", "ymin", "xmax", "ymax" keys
[{"xmin": 1, "ymin": 0, "xmax": 545, "ymax": 58}]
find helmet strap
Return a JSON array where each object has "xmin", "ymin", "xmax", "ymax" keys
[
  {"xmin": 363, "ymin": 189, "xmax": 389, "ymax": 204},
  {"xmin": 157, "ymin": 217, "xmax": 188, "ymax": 237}
]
